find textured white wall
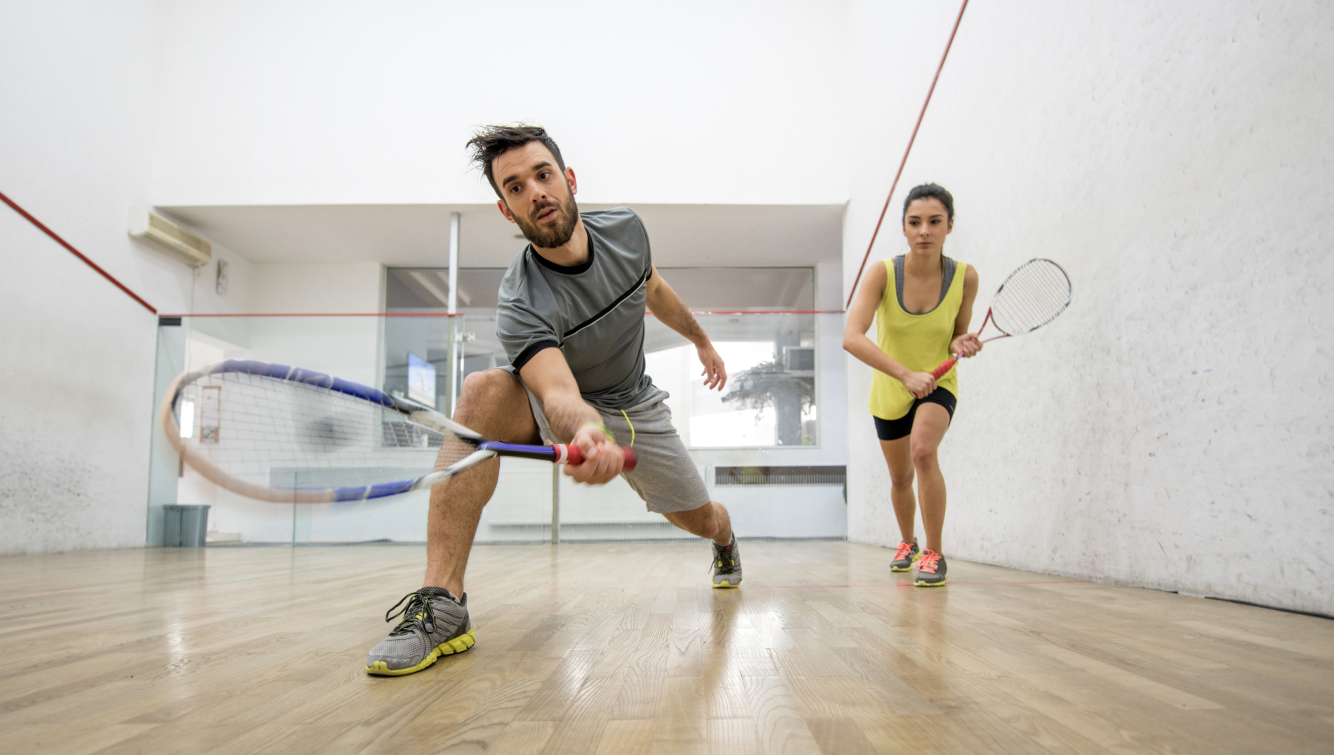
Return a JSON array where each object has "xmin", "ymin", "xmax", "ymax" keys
[
  {"xmin": 149, "ymin": 0, "xmax": 850, "ymax": 206},
  {"xmin": 0, "ymin": 1, "xmax": 256, "ymax": 555},
  {"xmin": 844, "ymin": 0, "xmax": 1334, "ymax": 614}
]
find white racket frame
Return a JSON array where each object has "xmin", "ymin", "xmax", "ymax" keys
[{"xmin": 160, "ymin": 360, "xmax": 497, "ymax": 504}]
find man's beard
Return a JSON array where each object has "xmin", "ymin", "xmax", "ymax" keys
[{"xmin": 513, "ymin": 191, "xmax": 580, "ymax": 249}]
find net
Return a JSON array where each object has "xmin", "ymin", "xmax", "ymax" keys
[
  {"xmin": 990, "ymin": 259, "xmax": 1071, "ymax": 336},
  {"xmin": 172, "ymin": 369, "xmax": 477, "ymax": 493}
]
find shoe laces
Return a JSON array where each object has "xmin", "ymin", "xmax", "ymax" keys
[
  {"xmin": 712, "ymin": 541, "xmax": 739, "ymax": 574},
  {"xmin": 893, "ymin": 541, "xmax": 916, "ymax": 561},
  {"xmin": 918, "ymin": 550, "xmax": 942, "ymax": 574},
  {"xmin": 384, "ymin": 592, "xmax": 442, "ymax": 636}
]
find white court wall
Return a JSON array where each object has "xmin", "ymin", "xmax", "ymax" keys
[
  {"xmin": 844, "ymin": 1, "xmax": 1334, "ymax": 614},
  {"xmin": 148, "ymin": 0, "xmax": 850, "ymax": 207},
  {"xmin": 0, "ymin": 1, "xmax": 255, "ymax": 555}
]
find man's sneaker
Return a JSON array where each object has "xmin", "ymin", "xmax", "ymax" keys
[
  {"xmin": 711, "ymin": 534, "xmax": 742, "ymax": 588},
  {"xmin": 891, "ymin": 540, "xmax": 921, "ymax": 572},
  {"xmin": 365, "ymin": 587, "xmax": 475, "ymax": 676},
  {"xmin": 914, "ymin": 549, "xmax": 948, "ymax": 587}
]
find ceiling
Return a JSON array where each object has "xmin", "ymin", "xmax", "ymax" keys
[{"xmin": 157, "ymin": 203, "xmax": 846, "ymax": 269}]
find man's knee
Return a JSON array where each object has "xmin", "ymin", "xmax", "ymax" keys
[
  {"xmin": 459, "ymin": 369, "xmax": 517, "ymax": 404},
  {"xmin": 890, "ymin": 471, "xmax": 915, "ymax": 490},
  {"xmin": 456, "ymin": 370, "xmax": 526, "ymax": 420},
  {"xmin": 668, "ymin": 503, "xmax": 719, "ymax": 540},
  {"xmin": 695, "ymin": 512, "xmax": 720, "ymax": 540},
  {"xmin": 455, "ymin": 369, "xmax": 537, "ymax": 441}
]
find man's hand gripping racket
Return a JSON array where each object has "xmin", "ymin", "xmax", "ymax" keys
[{"xmin": 931, "ymin": 259, "xmax": 1072, "ymax": 379}]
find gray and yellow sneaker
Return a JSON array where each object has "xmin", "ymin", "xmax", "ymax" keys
[
  {"xmin": 914, "ymin": 549, "xmax": 948, "ymax": 587},
  {"xmin": 711, "ymin": 534, "xmax": 742, "ymax": 588},
  {"xmin": 366, "ymin": 587, "xmax": 475, "ymax": 676},
  {"xmin": 891, "ymin": 540, "xmax": 921, "ymax": 572}
]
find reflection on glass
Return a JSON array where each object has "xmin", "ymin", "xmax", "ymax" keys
[
  {"xmin": 407, "ymin": 352, "xmax": 436, "ymax": 408},
  {"xmin": 645, "ymin": 314, "xmax": 818, "ymax": 448},
  {"xmin": 385, "ymin": 268, "xmax": 513, "ymax": 417}
]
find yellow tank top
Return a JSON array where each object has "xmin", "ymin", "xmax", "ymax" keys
[{"xmin": 869, "ymin": 256, "xmax": 967, "ymax": 420}]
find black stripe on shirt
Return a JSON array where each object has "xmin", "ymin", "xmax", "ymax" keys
[
  {"xmin": 561, "ymin": 266, "xmax": 652, "ymax": 342},
  {"xmin": 512, "ymin": 339, "xmax": 560, "ymax": 371}
]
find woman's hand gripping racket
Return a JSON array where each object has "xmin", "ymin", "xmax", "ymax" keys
[
  {"xmin": 160, "ymin": 359, "xmax": 636, "ymax": 503},
  {"xmin": 931, "ymin": 258, "xmax": 1072, "ymax": 379}
]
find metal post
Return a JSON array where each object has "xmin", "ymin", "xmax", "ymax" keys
[
  {"xmin": 447, "ymin": 212, "xmax": 460, "ymax": 416},
  {"xmin": 551, "ymin": 464, "xmax": 560, "ymax": 545},
  {"xmin": 447, "ymin": 212, "xmax": 459, "ymax": 313}
]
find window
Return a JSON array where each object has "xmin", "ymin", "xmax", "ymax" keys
[{"xmin": 383, "ymin": 266, "xmax": 820, "ymax": 446}]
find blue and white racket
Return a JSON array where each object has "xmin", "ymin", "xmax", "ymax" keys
[{"xmin": 160, "ymin": 359, "xmax": 635, "ymax": 503}]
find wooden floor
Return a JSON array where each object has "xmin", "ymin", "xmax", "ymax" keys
[{"xmin": 1, "ymin": 542, "xmax": 1332, "ymax": 755}]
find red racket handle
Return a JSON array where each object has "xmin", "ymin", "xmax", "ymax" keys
[
  {"xmin": 930, "ymin": 358, "xmax": 957, "ymax": 380},
  {"xmin": 556, "ymin": 444, "xmax": 638, "ymax": 472}
]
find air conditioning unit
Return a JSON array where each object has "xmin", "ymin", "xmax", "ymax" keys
[{"xmin": 128, "ymin": 208, "xmax": 211, "ymax": 267}]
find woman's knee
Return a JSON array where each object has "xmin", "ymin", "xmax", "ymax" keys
[
  {"xmin": 911, "ymin": 442, "xmax": 939, "ymax": 470},
  {"xmin": 889, "ymin": 468, "xmax": 915, "ymax": 489}
]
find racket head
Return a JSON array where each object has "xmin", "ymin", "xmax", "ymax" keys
[
  {"xmin": 161, "ymin": 360, "xmax": 479, "ymax": 503},
  {"xmin": 988, "ymin": 258, "xmax": 1072, "ymax": 336}
]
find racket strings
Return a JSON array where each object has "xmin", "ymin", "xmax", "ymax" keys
[
  {"xmin": 176, "ymin": 372, "xmax": 469, "ymax": 491},
  {"xmin": 990, "ymin": 260, "xmax": 1071, "ymax": 335}
]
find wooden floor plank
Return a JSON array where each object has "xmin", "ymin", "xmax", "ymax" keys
[
  {"xmin": 0, "ymin": 541, "xmax": 1329, "ymax": 755},
  {"xmin": 595, "ymin": 719, "xmax": 656, "ymax": 755}
]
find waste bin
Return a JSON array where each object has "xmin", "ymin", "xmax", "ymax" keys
[{"xmin": 163, "ymin": 504, "xmax": 210, "ymax": 547}]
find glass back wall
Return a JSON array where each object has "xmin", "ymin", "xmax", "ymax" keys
[
  {"xmin": 385, "ymin": 267, "xmax": 820, "ymax": 446},
  {"xmin": 147, "ymin": 265, "xmax": 845, "ymax": 546}
]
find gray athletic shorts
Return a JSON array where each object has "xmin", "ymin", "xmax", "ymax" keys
[{"xmin": 516, "ymin": 376, "xmax": 711, "ymax": 515}]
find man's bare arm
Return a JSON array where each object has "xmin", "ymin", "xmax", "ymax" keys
[
  {"xmin": 518, "ymin": 347, "xmax": 622, "ymax": 483},
  {"xmin": 646, "ymin": 265, "xmax": 727, "ymax": 390}
]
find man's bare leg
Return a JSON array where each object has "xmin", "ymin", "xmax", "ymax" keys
[
  {"xmin": 663, "ymin": 501, "xmax": 733, "ymax": 545},
  {"xmin": 423, "ymin": 370, "xmax": 540, "ymax": 596},
  {"xmin": 666, "ymin": 501, "xmax": 741, "ymax": 587}
]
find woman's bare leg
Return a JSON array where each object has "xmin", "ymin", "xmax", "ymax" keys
[
  {"xmin": 908, "ymin": 404, "xmax": 952, "ymax": 554},
  {"xmin": 879, "ymin": 436, "xmax": 917, "ymax": 543}
]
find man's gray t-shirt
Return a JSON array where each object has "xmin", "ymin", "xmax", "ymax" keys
[{"xmin": 497, "ymin": 207, "xmax": 655, "ymax": 410}]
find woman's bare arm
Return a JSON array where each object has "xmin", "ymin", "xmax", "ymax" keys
[
  {"xmin": 843, "ymin": 261, "xmax": 937, "ymax": 398},
  {"xmin": 949, "ymin": 265, "xmax": 982, "ymax": 358}
]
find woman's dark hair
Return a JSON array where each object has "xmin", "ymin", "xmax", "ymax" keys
[
  {"xmin": 902, "ymin": 183, "xmax": 954, "ymax": 222},
  {"xmin": 466, "ymin": 124, "xmax": 566, "ymax": 198}
]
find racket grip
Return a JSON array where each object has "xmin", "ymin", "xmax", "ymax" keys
[
  {"xmin": 556, "ymin": 444, "xmax": 638, "ymax": 472},
  {"xmin": 930, "ymin": 358, "xmax": 957, "ymax": 380}
]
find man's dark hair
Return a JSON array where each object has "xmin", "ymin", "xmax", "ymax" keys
[
  {"xmin": 902, "ymin": 183, "xmax": 955, "ymax": 222},
  {"xmin": 466, "ymin": 124, "xmax": 566, "ymax": 199}
]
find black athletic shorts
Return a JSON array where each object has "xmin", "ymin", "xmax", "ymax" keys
[{"xmin": 873, "ymin": 387, "xmax": 957, "ymax": 442}]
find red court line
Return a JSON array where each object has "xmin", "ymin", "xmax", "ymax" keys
[
  {"xmin": 762, "ymin": 580, "xmax": 1093, "ymax": 589},
  {"xmin": 158, "ymin": 312, "xmax": 464, "ymax": 318},
  {"xmin": 1, "ymin": 190, "xmax": 157, "ymax": 314},
  {"xmin": 648, "ymin": 310, "xmax": 846, "ymax": 316},
  {"xmin": 845, "ymin": 0, "xmax": 970, "ymax": 310},
  {"xmin": 637, "ymin": 559, "xmax": 662, "ymax": 591},
  {"xmin": 161, "ymin": 310, "xmax": 843, "ymax": 319}
]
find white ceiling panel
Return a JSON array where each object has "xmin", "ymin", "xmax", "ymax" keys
[{"xmin": 157, "ymin": 203, "xmax": 845, "ymax": 269}]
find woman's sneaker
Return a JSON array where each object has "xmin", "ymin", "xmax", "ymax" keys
[
  {"xmin": 365, "ymin": 587, "xmax": 475, "ymax": 676},
  {"xmin": 914, "ymin": 549, "xmax": 948, "ymax": 587},
  {"xmin": 712, "ymin": 534, "xmax": 742, "ymax": 588},
  {"xmin": 891, "ymin": 540, "xmax": 921, "ymax": 572}
]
